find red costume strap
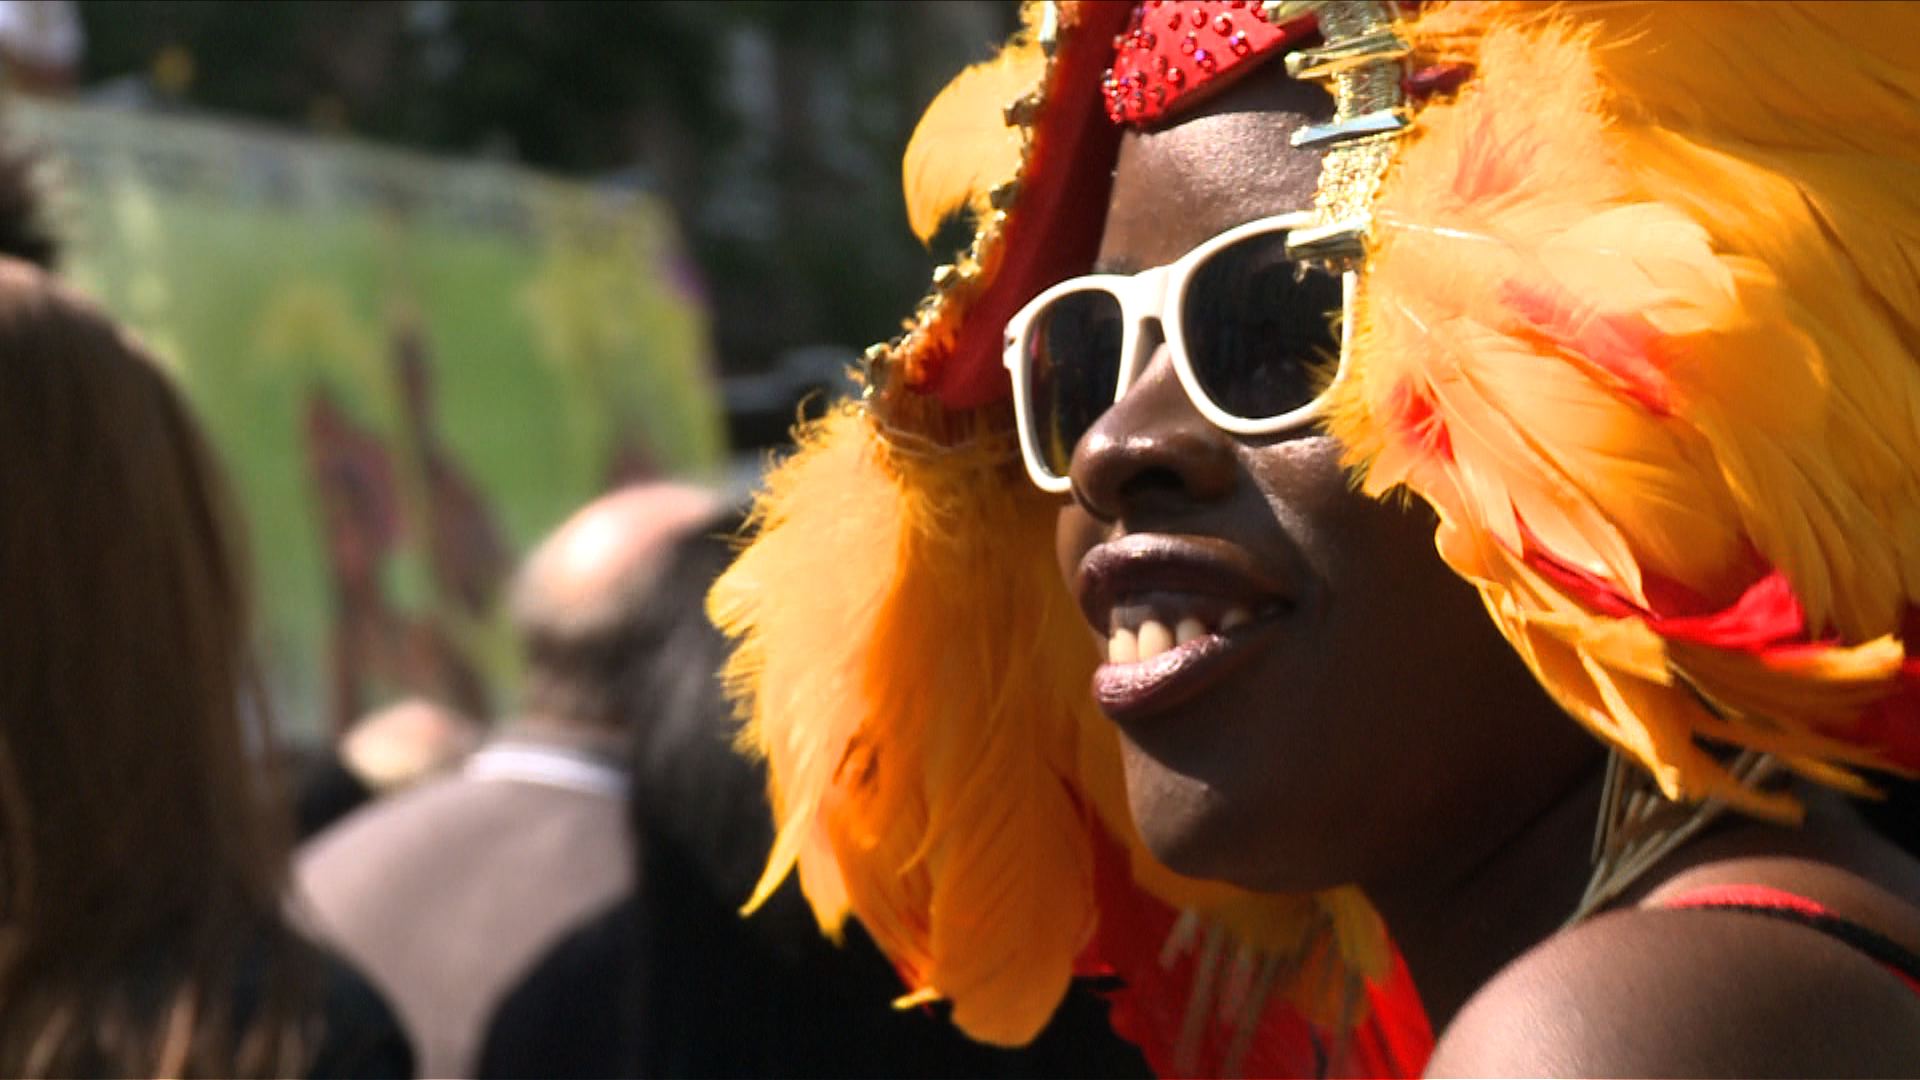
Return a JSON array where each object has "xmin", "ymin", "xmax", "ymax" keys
[{"xmin": 1660, "ymin": 884, "xmax": 1920, "ymax": 996}]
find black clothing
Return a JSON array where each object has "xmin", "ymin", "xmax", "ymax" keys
[
  {"xmin": 309, "ymin": 956, "xmax": 416, "ymax": 1079},
  {"xmin": 474, "ymin": 898, "xmax": 638, "ymax": 1080},
  {"xmin": 477, "ymin": 838, "xmax": 1151, "ymax": 1080},
  {"xmin": 288, "ymin": 748, "xmax": 376, "ymax": 842}
]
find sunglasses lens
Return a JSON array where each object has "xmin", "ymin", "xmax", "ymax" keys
[
  {"xmin": 1026, "ymin": 288, "xmax": 1125, "ymax": 479},
  {"xmin": 1180, "ymin": 230, "xmax": 1343, "ymax": 423}
]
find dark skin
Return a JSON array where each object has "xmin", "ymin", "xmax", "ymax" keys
[{"xmin": 1053, "ymin": 63, "xmax": 1920, "ymax": 1074}]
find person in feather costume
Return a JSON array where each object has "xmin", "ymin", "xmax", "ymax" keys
[{"xmin": 711, "ymin": 1, "xmax": 1920, "ymax": 1074}]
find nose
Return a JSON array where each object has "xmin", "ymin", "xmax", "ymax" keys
[{"xmin": 1068, "ymin": 338, "xmax": 1238, "ymax": 523}]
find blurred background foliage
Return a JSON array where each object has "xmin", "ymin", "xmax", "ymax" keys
[
  {"xmin": 35, "ymin": 1, "xmax": 1019, "ymax": 734},
  {"xmin": 76, "ymin": 0, "xmax": 1019, "ymax": 379}
]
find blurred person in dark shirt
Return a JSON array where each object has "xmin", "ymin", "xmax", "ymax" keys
[
  {"xmin": 297, "ymin": 482, "xmax": 719, "ymax": 1079},
  {"xmin": 478, "ymin": 507, "xmax": 1151, "ymax": 1079},
  {"xmin": 0, "ymin": 257, "xmax": 411, "ymax": 1077}
]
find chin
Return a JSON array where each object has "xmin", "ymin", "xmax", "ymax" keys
[
  {"xmin": 1119, "ymin": 733, "xmax": 1355, "ymax": 894},
  {"xmin": 1121, "ymin": 734, "xmax": 1273, "ymax": 888}
]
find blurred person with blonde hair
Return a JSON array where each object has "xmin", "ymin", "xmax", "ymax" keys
[
  {"xmin": 0, "ymin": 256, "xmax": 410, "ymax": 1077},
  {"xmin": 336, "ymin": 696, "xmax": 479, "ymax": 794},
  {"xmin": 288, "ymin": 696, "xmax": 482, "ymax": 841}
]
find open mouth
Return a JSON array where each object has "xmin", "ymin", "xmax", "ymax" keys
[
  {"xmin": 1077, "ymin": 536, "xmax": 1295, "ymax": 723},
  {"xmin": 1106, "ymin": 592, "xmax": 1255, "ymax": 664}
]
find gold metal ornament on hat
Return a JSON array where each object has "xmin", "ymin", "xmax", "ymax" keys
[{"xmin": 1270, "ymin": 0, "xmax": 1413, "ymax": 271}]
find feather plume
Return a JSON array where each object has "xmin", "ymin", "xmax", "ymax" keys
[
  {"xmin": 902, "ymin": 34, "xmax": 1045, "ymax": 246},
  {"xmin": 711, "ymin": 405, "xmax": 1091, "ymax": 1043},
  {"xmin": 1335, "ymin": 2, "xmax": 1920, "ymax": 811}
]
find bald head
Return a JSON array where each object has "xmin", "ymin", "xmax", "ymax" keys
[{"xmin": 509, "ymin": 482, "xmax": 722, "ymax": 728}]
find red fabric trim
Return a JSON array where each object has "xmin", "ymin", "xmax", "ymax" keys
[
  {"xmin": 1856, "ymin": 660, "xmax": 1920, "ymax": 772},
  {"xmin": 1523, "ymin": 534, "xmax": 1920, "ymax": 770},
  {"xmin": 1858, "ymin": 610, "xmax": 1920, "ymax": 771}
]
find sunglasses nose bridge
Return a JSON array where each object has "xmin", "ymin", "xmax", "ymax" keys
[
  {"xmin": 1114, "ymin": 318, "xmax": 1168, "ymax": 409},
  {"xmin": 1117, "ymin": 268, "xmax": 1177, "ymax": 393}
]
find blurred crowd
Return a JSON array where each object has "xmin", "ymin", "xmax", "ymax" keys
[{"xmin": 0, "ymin": 72, "xmax": 1154, "ymax": 1071}]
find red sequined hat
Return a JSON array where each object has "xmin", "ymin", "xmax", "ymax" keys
[
  {"xmin": 1103, "ymin": 1, "xmax": 1310, "ymax": 125},
  {"xmin": 1104, "ymin": 1, "xmax": 1464, "ymax": 128}
]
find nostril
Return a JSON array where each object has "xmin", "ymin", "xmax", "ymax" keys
[{"xmin": 1120, "ymin": 465, "xmax": 1188, "ymax": 502}]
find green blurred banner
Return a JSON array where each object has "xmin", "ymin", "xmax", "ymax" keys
[{"xmin": 14, "ymin": 99, "xmax": 724, "ymax": 738}]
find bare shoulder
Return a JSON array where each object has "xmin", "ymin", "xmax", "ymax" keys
[{"xmin": 1425, "ymin": 900, "xmax": 1920, "ymax": 1078}]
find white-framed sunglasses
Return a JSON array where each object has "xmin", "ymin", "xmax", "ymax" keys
[{"xmin": 1001, "ymin": 210, "xmax": 1355, "ymax": 494}]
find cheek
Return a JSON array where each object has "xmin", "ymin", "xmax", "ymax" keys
[
  {"xmin": 1244, "ymin": 436, "xmax": 1453, "ymax": 619},
  {"xmin": 1241, "ymin": 435, "xmax": 1367, "ymax": 584},
  {"xmin": 1336, "ymin": 490, "xmax": 1492, "ymax": 659}
]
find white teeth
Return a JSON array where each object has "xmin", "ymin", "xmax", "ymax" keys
[
  {"xmin": 1136, "ymin": 619, "xmax": 1173, "ymax": 661},
  {"xmin": 1110, "ymin": 608, "xmax": 1257, "ymax": 665}
]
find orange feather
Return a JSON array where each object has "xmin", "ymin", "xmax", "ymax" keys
[
  {"xmin": 1335, "ymin": 2, "xmax": 1920, "ymax": 809},
  {"xmin": 901, "ymin": 36, "xmax": 1044, "ymax": 246}
]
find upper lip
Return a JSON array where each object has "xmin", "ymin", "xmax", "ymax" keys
[{"xmin": 1075, "ymin": 533, "xmax": 1295, "ymax": 637}]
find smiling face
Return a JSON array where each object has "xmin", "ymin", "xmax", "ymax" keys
[{"xmin": 1054, "ymin": 65, "xmax": 1596, "ymax": 895}]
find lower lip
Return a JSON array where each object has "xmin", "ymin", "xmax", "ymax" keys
[{"xmin": 1091, "ymin": 618, "xmax": 1280, "ymax": 724}]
